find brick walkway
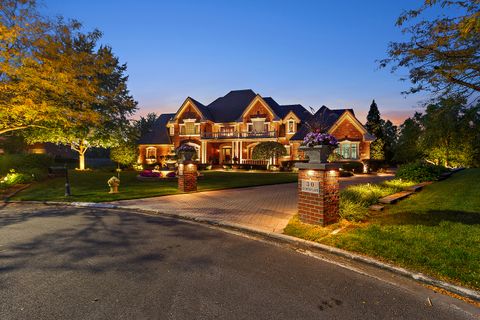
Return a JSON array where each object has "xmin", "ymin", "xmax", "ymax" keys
[{"xmin": 108, "ymin": 174, "xmax": 393, "ymax": 233}]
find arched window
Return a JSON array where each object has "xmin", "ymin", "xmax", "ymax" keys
[{"xmin": 146, "ymin": 147, "xmax": 157, "ymax": 160}]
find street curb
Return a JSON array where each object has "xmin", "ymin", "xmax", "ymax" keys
[{"xmin": 5, "ymin": 199, "xmax": 480, "ymax": 303}]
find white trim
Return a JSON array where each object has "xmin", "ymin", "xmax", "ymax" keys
[{"xmin": 287, "ymin": 119, "xmax": 296, "ymax": 134}]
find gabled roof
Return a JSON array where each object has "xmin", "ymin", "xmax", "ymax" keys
[
  {"xmin": 277, "ymin": 104, "xmax": 311, "ymax": 121},
  {"xmin": 290, "ymin": 106, "xmax": 361, "ymax": 141},
  {"xmin": 138, "ymin": 113, "xmax": 175, "ymax": 145},
  {"xmin": 189, "ymin": 97, "xmax": 213, "ymax": 120},
  {"xmin": 206, "ymin": 89, "xmax": 257, "ymax": 122}
]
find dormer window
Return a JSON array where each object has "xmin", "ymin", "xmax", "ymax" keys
[{"xmin": 287, "ymin": 119, "xmax": 296, "ymax": 133}]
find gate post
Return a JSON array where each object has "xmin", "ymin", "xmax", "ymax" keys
[
  {"xmin": 178, "ymin": 161, "xmax": 197, "ymax": 192},
  {"xmin": 295, "ymin": 163, "xmax": 340, "ymax": 226}
]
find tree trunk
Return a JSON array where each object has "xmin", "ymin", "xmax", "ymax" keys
[
  {"xmin": 79, "ymin": 152, "xmax": 85, "ymax": 170},
  {"xmin": 76, "ymin": 142, "xmax": 88, "ymax": 170}
]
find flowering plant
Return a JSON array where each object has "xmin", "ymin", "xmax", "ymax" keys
[
  {"xmin": 302, "ymin": 132, "xmax": 339, "ymax": 148},
  {"xmin": 139, "ymin": 170, "xmax": 161, "ymax": 178}
]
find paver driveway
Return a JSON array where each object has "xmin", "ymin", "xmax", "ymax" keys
[{"xmin": 109, "ymin": 174, "xmax": 393, "ymax": 233}]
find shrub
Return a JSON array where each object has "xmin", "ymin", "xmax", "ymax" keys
[
  {"xmin": 340, "ymin": 161, "xmax": 364, "ymax": 173},
  {"xmin": 396, "ymin": 161, "xmax": 448, "ymax": 182},
  {"xmin": 364, "ymin": 159, "xmax": 387, "ymax": 172},
  {"xmin": 0, "ymin": 154, "xmax": 53, "ymax": 174},
  {"xmin": 280, "ymin": 160, "xmax": 308, "ymax": 171},
  {"xmin": 139, "ymin": 170, "xmax": 161, "ymax": 178},
  {"xmin": 0, "ymin": 170, "xmax": 34, "ymax": 189}
]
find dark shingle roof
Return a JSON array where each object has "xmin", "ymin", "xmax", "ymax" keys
[
  {"xmin": 290, "ymin": 106, "xmax": 355, "ymax": 141},
  {"xmin": 277, "ymin": 104, "xmax": 311, "ymax": 121},
  {"xmin": 206, "ymin": 89, "xmax": 257, "ymax": 122},
  {"xmin": 189, "ymin": 97, "xmax": 213, "ymax": 120},
  {"xmin": 138, "ymin": 113, "xmax": 175, "ymax": 145}
]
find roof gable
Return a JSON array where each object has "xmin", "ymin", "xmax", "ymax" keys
[
  {"xmin": 290, "ymin": 106, "xmax": 366, "ymax": 141},
  {"xmin": 173, "ymin": 97, "xmax": 208, "ymax": 121}
]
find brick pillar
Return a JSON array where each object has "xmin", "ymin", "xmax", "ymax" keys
[
  {"xmin": 178, "ymin": 161, "xmax": 197, "ymax": 192},
  {"xmin": 296, "ymin": 163, "xmax": 340, "ymax": 226}
]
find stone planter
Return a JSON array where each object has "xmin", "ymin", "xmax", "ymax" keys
[
  {"xmin": 299, "ymin": 145, "xmax": 334, "ymax": 164},
  {"xmin": 178, "ymin": 151, "xmax": 196, "ymax": 162}
]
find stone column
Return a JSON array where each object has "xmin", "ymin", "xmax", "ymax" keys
[
  {"xmin": 178, "ymin": 161, "xmax": 197, "ymax": 192},
  {"xmin": 295, "ymin": 163, "xmax": 340, "ymax": 226}
]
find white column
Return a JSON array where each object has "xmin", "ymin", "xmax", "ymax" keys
[
  {"xmin": 232, "ymin": 141, "xmax": 235, "ymax": 159},
  {"xmin": 239, "ymin": 141, "xmax": 243, "ymax": 163},
  {"xmin": 201, "ymin": 141, "xmax": 205, "ymax": 163}
]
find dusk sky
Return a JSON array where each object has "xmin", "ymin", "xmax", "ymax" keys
[{"xmin": 41, "ymin": 0, "xmax": 432, "ymax": 125}]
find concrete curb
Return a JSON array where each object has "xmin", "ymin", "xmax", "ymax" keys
[{"xmin": 5, "ymin": 199, "xmax": 480, "ymax": 303}]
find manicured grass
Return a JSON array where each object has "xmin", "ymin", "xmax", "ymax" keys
[
  {"xmin": 284, "ymin": 169, "xmax": 480, "ymax": 290},
  {"xmin": 11, "ymin": 170, "xmax": 297, "ymax": 203}
]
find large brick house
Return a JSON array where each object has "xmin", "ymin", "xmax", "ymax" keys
[{"xmin": 138, "ymin": 89, "xmax": 374, "ymax": 165}]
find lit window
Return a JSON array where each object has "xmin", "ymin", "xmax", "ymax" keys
[
  {"xmin": 169, "ymin": 126, "xmax": 174, "ymax": 135},
  {"xmin": 185, "ymin": 122, "xmax": 194, "ymax": 135},
  {"xmin": 287, "ymin": 120, "xmax": 295, "ymax": 133},
  {"xmin": 146, "ymin": 147, "xmax": 157, "ymax": 159},
  {"xmin": 335, "ymin": 142, "xmax": 359, "ymax": 160}
]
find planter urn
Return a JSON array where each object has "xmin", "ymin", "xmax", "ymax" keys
[
  {"xmin": 178, "ymin": 150, "xmax": 196, "ymax": 163},
  {"xmin": 299, "ymin": 145, "xmax": 334, "ymax": 164}
]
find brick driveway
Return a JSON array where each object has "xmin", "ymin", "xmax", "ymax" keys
[{"xmin": 108, "ymin": 174, "xmax": 393, "ymax": 233}]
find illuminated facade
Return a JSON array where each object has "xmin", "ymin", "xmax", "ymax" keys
[{"xmin": 137, "ymin": 90, "xmax": 374, "ymax": 165}]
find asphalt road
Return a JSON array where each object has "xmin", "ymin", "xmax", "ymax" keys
[{"xmin": 0, "ymin": 203, "xmax": 478, "ymax": 320}]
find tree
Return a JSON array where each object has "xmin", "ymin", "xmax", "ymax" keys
[
  {"xmin": 25, "ymin": 31, "xmax": 138, "ymax": 170},
  {"xmin": 365, "ymin": 100, "xmax": 386, "ymax": 160},
  {"xmin": 110, "ymin": 142, "xmax": 138, "ymax": 167},
  {"xmin": 110, "ymin": 121, "xmax": 139, "ymax": 167},
  {"xmin": 136, "ymin": 113, "xmax": 159, "ymax": 137},
  {"xmin": 421, "ymin": 96, "xmax": 470, "ymax": 167},
  {"xmin": 394, "ymin": 114, "xmax": 424, "ymax": 163},
  {"xmin": 383, "ymin": 120, "xmax": 398, "ymax": 162},
  {"xmin": 252, "ymin": 142, "xmax": 286, "ymax": 167},
  {"xmin": 380, "ymin": 0, "xmax": 480, "ymax": 99},
  {"xmin": 0, "ymin": 0, "xmax": 101, "ymax": 135}
]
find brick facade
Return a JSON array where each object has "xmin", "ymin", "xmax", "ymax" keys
[
  {"xmin": 297, "ymin": 167, "xmax": 340, "ymax": 226},
  {"xmin": 178, "ymin": 162, "xmax": 197, "ymax": 192},
  {"xmin": 137, "ymin": 91, "xmax": 373, "ymax": 165}
]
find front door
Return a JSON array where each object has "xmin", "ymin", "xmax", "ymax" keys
[{"xmin": 221, "ymin": 147, "xmax": 232, "ymax": 163}]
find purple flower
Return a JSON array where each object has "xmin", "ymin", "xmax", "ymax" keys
[{"xmin": 302, "ymin": 132, "xmax": 339, "ymax": 147}]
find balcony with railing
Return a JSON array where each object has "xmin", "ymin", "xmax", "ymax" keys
[{"xmin": 201, "ymin": 130, "xmax": 277, "ymax": 140}]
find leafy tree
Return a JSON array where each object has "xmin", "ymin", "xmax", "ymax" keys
[
  {"xmin": 380, "ymin": 0, "xmax": 480, "ymax": 99},
  {"xmin": 421, "ymin": 96, "xmax": 471, "ymax": 167},
  {"xmin": 0, "ymin": 0, "xmax": 100, "ymax": 135},
  {"xmin": 394, "ymin": 114, "xmax": 424, "ymax": 163},
  {"xmin": 252, "ymin": 142, "xmax": 286, "ymax": 167},
  {"xmin": 110, "ymin": 122, "xmax": 139, "ymax": 167},
  {"xmin": 110, "ymin": 142, "xmax": 138, "ymax": 167},
  {"xmin": 25, "ymin": 30, "xmax": 137, "ymax": 170}
]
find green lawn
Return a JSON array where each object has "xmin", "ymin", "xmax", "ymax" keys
[
  {"xmin": 11, "ymin": 170, "xmax": 297, "ymax": 203},
  {"xmin": 285, "ymin": 169, "xmax": 480, "ymax": 290}
]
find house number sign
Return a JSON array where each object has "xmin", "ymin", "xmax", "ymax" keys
[{"xmin": 301, "ymin": 179, "xmax": 320, "ymax": 194}]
